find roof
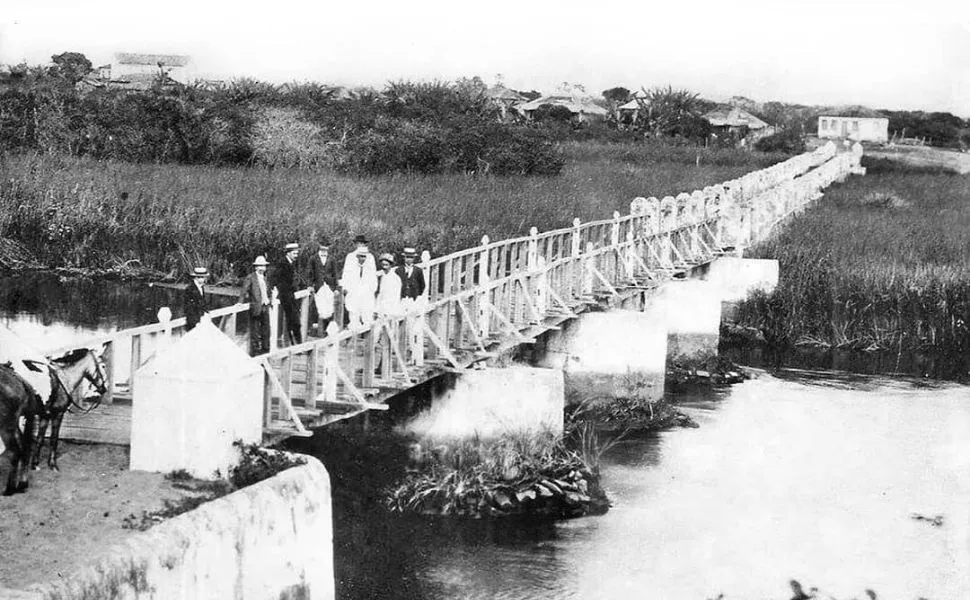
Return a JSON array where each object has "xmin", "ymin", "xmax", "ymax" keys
[
  {"xmin": 703, "ymin": 107, "xmax": 769, "ymax": 129},
  {"xmin": 818, "ymin": 114, "xmax": 888, "ymax": 121},
  {"xmin": 517, "ymin": 95, "xmax": 608, "ymax": 116},
  {"xmin": 619, "ymin": 99, "xmax": 641, "ymax": 111},
  {"xmin": 114, "ymin": 53, "xmax": 190, "ymax": 67},
  {"xmin": 485, "ymin": 84, "xmax": 525, "ymax": 101}
]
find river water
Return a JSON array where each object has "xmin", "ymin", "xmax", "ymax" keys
[{"xmin": 3, "ymin": 275, "xmax": 969, "ymax": 599}]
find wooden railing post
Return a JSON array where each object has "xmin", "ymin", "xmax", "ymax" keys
[
  {"xmin": 269, "ymin": 294, "xmax": 280, "ymax": 352},
  {"xmin": 102, "ymin": 339, "xmax": 115, "ymax": 405},
  {"xmin": 610, "ymin": 210, "xmax": 621, "ymax": 279},
  {"xmin": 582, "ymin": 241, "xmax": 595, "ymax": 296},
  {"xmin": 477, "ymin": 235, "xmax": 490, "ymax": 340},
  {"xmin": 527, "ymin": 226, "xmax": 539, "ymax": 270},
  {"xmin": 299, "ymin": 293, "xmax": 311, "ymax": 340},
  {"xmin": 307, "ymin": 345, "xmax": 319, "ymax": 406},
  {"xmin": 128, "ymin": 334, "xmax": 142, "ymax": 397},
  {"xmin": 571, "ymin": 218, "xmax": 582, "ymax": 299},
  {"xmin": 321, "ymin": 340, "xmax": 338, "ymax": 404},
  {"xmin": 362, "ymin": 326, "xmax": 376, "ymax": 388},
  {"xmin": 624, "ymin": 229, "xmax": 636, "ymax": 282},
  {"xmin": 535, "ymin": 256, "xmax": 548, "ymax": 315}
]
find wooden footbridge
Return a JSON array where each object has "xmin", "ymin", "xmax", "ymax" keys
[{"xmin": 48, "ymin": 142, "xmax": 864, "ymax": 446}]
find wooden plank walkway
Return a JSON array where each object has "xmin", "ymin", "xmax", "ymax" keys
[{"xmin": 60, "ymin": 402, "xmax": 132, "ymax": 445}]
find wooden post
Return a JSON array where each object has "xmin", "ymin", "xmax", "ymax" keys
[
  {"xmin": 279, "ymin": 354, "xmax": 292, "ymax": 420},
  {"xmin": 307, "ymin": 344, "xmax": 319, "ymax": 407},
  {"xmin": 380, "ymin": 324, "xmax": 392, "ymax": 381},
  {"xmin": 362, "ymin": 326, "xmax": 376, "ymax": 388},
  {"xmin": 269, "ymin": 296, "xmax": 280, "ymax": 352},
  {"xmin": 299, "ymin": 293, "xmax": 311, "ymax": 340},
  {"xmin": 321, "ymin": 341, "xmax": 338, "ymax": 404},
  {"xmin": 128, "ymin": 334, "xmax": 142, "ymax": 397},
  {"xmin": 527, "ymin": 226, "xmax": 539, "ymax": 271},
  {"xmin": 535, "ymin": 256, "xmax": 548, "ymax": 315},
  {"xmin": 102, "ymin": 339, "xmax": 115, "ymax": 405},
  {"xmin": 571, "ymin": 218, "xmax": 581, "ymax": 299},
  {"xmin": 222, "ymin": 312, "xmax": 237, "ymax": 336},
  {"xmin": 477, "ymin": 235, "xmax": 490, "ymax": 340},
  {"xmin": 263, "ymin": 368, "xmax": 273, "ymax": 427},
  {"xmin": 583, "ymin": 241, "xmax": 595, "ymax": 296},
  {"xmin": 624, "ymin": 230, "xmax": 636, "ymax": 281}
]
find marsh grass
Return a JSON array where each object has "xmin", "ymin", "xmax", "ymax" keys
[
  {"xmin": 0, "ymin": 143, "xmax": 785, "ymax": 278},
  {"xmin": 735, "ymin": 157, "xmax": 970, "ymax": 376}
]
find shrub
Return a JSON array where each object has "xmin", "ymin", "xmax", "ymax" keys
[{"xmin": 754, "ymin": 128, "xmax": 806, "ymax": 153}]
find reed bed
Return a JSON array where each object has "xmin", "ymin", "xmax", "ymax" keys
[
  {"xmin": 0, "ymin": 143, "xmax": 784, "ymax": 279},
  {"xmin": 735, "ymin": 157, "xmax": 970, "ymax": 376}
]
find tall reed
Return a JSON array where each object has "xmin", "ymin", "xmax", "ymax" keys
[
  {"xmin": 735, "ymin": 158, "xmax": 970, "ymax": 377},
  {"xmin": 0, "ymin": 143, "xmax": 784, "ymax": 279}
]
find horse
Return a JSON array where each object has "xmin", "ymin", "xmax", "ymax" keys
[
  {"xmin": 0, "ymin": 363, "xmax": 47, "ymax": 495},
  {"xmin": 29, "ymin": 347, "xmax": 108, "ymax": 472}
]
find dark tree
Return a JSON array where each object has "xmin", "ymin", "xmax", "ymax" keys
[
  {"xmin": 50, "ymin": 52, "xmax": 93, "ymax": 83},
  {"xmin": 602, "ymin": 87, "xmax": 631, "ymax": 104}
]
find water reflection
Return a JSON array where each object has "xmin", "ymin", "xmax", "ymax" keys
[{"xmin": 331, "ymin": 372, "xmax": 970, "ymax": 600}]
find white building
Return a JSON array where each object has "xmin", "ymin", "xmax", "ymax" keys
[
  {"xmin": 111, "ymin": 53, "xmax": 192, "ymax": 83},
  {"xmin": 818, "ymin": 115, "xmax": 888, "ymax": 143}
]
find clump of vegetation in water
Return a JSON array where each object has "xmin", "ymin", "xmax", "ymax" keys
[
  {"xmin": 666, "ymin": 353, "xmax": 748, "ymax": 388},
  {"xmin": 384, "ymin": 430, "xmax": 609, "ymax": 519},
  {"xmin": 120, "ymin": 443, "xmax": 304, "ymax": 531},
  {"xmin": 731, "ymin": 157, "xmax": 970, "ymax": 380}
]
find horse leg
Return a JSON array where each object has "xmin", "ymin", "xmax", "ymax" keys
[
  {"xmin": 15, "ymin": 414, "xmax": 35, "ymax": 492},
  {"xmin": 30, "ymin": 415, "xmax": 49, "ymax": 470},
  {"xmin": 1, "ymin": 427, "xmax": 22, "ymax": 496},
  {"xmin": 48, "ymin": 412, "xmax": 65, "ymax": 471}
]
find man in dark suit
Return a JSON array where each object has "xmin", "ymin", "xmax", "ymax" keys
[
  {"xmin": 396, "ymin": 247, "xmax": 425, "ymax": 305},
  {"xmin": 183, "ymin": 266, "xmax": 210, "ymax": 331},
  {"xmin": 237, "ymin": 255, "xmax": 272, "ymax": 355},
  {"xmin": 308, "ymin": 239, "xmax": 339, "ymax": 335},
  {"xmin": 271, "ymin": 242, "xmax": 305, "ymax": 346}
]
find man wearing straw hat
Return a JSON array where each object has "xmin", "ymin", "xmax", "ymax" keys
[
  {"xmin": 238, "ymin": 255, "xmax": 272, "ymax": 355},
  {"xmin": 396, "ymin": 247, "xmax": 425, "ymax": 310},
  {"xmin": 183, "ymin": 266, "xmax": 210, "ymax": 331},
  {"xmin": 272, "ymin": 242, "xmax": 304, "ymax": 345},
  {"xmin": 340, "ymin": 245, "xmax": 378, "ymax": 330}
]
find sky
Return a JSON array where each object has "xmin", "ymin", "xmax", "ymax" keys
[{"xmin": 1, "ymin": 0, "xmax": 968, "ymax": 115}]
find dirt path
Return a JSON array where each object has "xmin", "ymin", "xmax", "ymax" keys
[{"xmin": 0, "ymin": 442, "xmax": 192, "ymax": 590}]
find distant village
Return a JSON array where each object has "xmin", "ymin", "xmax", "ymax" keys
[{"xmin": 0, "ymin": 50, "xmax": 913, "ymax": 150}]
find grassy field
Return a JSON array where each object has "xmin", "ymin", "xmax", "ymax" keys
[
  {"xmin": 0, "ymin": 143, "xmax": 785, "ymax": 279},
  {"xmin": 735, "ymin": 156, "xmax": 970, "ymax": 378}
]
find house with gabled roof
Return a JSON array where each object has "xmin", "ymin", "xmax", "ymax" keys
[
  {"xmin": 516, "ymin": 94, "xmax": 608, "ymax": 123},
  {"xmin": 485, "ymin": 84, "xmax": 526, "ymax": 120},
  {"xmin": 111, "ymin": 53, "xmax": 191, "ymax": 83}
]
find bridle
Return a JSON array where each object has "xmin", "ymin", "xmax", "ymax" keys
[{"xmin": 48, "ymin": 350, "xmax": 107, "ymax": 414}]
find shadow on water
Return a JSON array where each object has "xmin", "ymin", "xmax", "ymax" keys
[
  {"xmin": 0, "ymin": 272, "xmax": 237, "ymax": 336},
  {"xmin": 723, "ymin": 342, "xmax": 970, "ymax": 384}
]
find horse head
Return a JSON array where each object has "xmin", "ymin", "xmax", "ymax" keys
[{"xmin": 47, "ymin": 346, "xmax": 108, "ymax": 411}]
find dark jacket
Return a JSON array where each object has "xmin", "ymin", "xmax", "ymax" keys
[
  {"xmin": 271, "ymin": 258, "xmax": 300, "ymax": 300},
  {"xmin": 308, "ymin": 255, "xmax": 339, "ymax": 291},
  {"xmin": 238, "ymin": 271, "xmax": 271, "ymax": 316},
  {"xmin": 396, "ymin": 264, "xmax": 426, "ymax": 300},
  {"xmin": 183, "ymin": 282, "xmax": 209, "ymax": 329}
]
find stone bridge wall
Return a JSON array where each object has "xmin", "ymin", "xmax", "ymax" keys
[{"xmin": 3, "ymin": 454, "xmax": 333, "ymax": 600}]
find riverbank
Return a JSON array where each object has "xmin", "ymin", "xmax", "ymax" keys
[{"xmin": 730, "ymin": 155, "xmax": 970, "ymax": 381}]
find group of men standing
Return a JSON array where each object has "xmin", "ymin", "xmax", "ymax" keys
[{"xmin": 184, "ymin": 235, "xmax": 426, "ymax": 356}]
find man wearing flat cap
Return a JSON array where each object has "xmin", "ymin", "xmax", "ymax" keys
[
  {"xmin": 184, "ymin": 266, "xmax": 210, "ymax": 331},
  {"xmin": 238, "ymin": 255, "xmax": 272, "ymax": 355},
  {"xmin": 309, "ymin": 238, "xmax": 339, "ymax": 334},
  {"xmin": 271, "ymin": 242, "xmax": 304, "ymax": 345}
]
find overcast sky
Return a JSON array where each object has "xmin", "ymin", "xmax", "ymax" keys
[{"xmin": 2, "ymin": 0, "xmax": 968, "ymax": 115}]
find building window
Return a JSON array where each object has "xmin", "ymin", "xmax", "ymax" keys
[{"xmin": 852, "ymin": 121, "xmax": 859, "ymax": 131}]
